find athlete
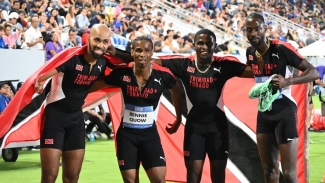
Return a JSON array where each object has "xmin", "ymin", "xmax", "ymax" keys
[
  {"xmin": 245, "ymin": 13, "xmax": 318, "ymax": 183},
  {"xmin": 33, "ymin": 24, "xmax": 133, "ymax": 183},
  {"xmin": 129, "ymin": 29, "xmax": 252, "ymax": 183},
  {"xmin": 90, "ymin": 35, "xmax": 183, "ymax": 183}
]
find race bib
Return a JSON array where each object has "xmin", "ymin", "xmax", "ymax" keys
[
  {"xmin": 122, "ymin": 104, "xmax": 154, "ymax": 129},
  {"xmin": 255, "ymin": 76, "xmax": 282, "ymax": 99}
]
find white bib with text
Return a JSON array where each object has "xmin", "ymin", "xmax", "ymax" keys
[{"xmin": 123, "ymin": 104, "xmax": 154, "ymax": 129}]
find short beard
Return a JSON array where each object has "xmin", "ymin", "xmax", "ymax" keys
[{"xmin": 89, "ymin": 43, "xmax": 104, "ymax": 59}]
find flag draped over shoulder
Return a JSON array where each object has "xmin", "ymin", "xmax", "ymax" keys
[
  {"xmin": 0, "ymin": 52, "xmax": 307, "ymax": 183},
  {"xmin": 0, "ymin": 45, "xmax": 123, "ymax": 148}
]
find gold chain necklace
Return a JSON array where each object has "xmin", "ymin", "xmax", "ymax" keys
[
  {"xmin": 255, "ymin": 39, "xmax": 270, "ymax": 58},
  {"xmin": 195, "ymin": 57, "xmax": 211, "ymax": 74}
]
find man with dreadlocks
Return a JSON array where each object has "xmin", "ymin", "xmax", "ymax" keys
[
  {"xmin": 91, "ymin": 35, "xmax": 183, "ymax": 183},
  {"xmin": 245, "ymin": 12, "xmax": 318, "ymax": 183}
]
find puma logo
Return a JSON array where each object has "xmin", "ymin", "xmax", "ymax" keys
[
  {"xmin": 160, "ymin": 156, "xmax": 165, "ymax": 161},
  {"xmin": 98, "ymin": 65, "xmax": 102, "ymax": 72},
  {"xmin": 272, "ymin": 53, "xmax": 279, "ymax": 59},
  {"xmin": 154, "ymin": 78, "xmax": 161, "ymax": 85},
  {"xmin": 214, "ymin": 67, "xmax": 221, "ymax": 73}
]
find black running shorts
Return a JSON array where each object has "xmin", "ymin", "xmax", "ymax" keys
[
  {"xmin": 183, "ymin": 123, "xmax": 229, "ymax": 161},
  {"xmin": 256, "ymin": 106, "xmax": 298, "ymax": 144},
  {"xmin": 40, "ymin": 107, "xmax": 85, "ymax": 151},
  {"xmin": 116, "ymin": 124, "xmax": 166, "ymax": 171}
]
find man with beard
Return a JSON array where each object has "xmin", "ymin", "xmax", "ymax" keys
[
  {"xmin": 33, "ymin": 24, "xmax": 133, "ymax": 183},
  {"xmin": 245, "ymin": 13, "xmax": 318, "ymax": 183},
  {"xmin": 90, "ymin": 35, "xmax": 183, "ymax": 182}
]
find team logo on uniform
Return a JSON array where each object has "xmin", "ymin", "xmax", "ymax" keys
[
  {"xmin": 248, "ymin": 55, "xmax": 253, "ymax": 60},
  {"xmin": 187, "ymin": 67, "xmax": 195, "ymax": 73},
  {"xmin": 123, "ymin": 76, "xmax": 131, "ymax": 82},
  {"xmin": 45, "ymin": 139, "xmax": 54, "ymax": 144},
  {"xmin": 184, "ymin": 151, "xmax": 190, "ymax": 156},
  {"xmin": 154, "ymin": 78, "xmax": 161, "ymax": 85},
  {"xmin": 272, "ymin": 53, "xmax": 279, "ymax": 59},
  {"xmin": 118, "ymin": 160, "xmax": 124, "ymax": 165},
  {"xmin": 98, "ymin": 65, "xmax": 102, "ymax": 72},
  {"xmin": 75, "ymin": 64, "xmax": 83, "ymax": 71}
]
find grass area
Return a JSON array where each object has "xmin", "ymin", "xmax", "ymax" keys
[
  {"xmin": 0, "ymin": 133, "xmax": 324, "ymax": 182},
  {"xmin": 312, "ymin": 95, "xmax": 322, "ymax": 109},
  {"xmin": 0, "ymin": 140, "xmax": 149, "ymax": 183}
]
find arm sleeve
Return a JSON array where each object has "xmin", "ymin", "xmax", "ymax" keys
[
  {"xmin": 221, "ymin": 57, "xmax": 247, "ymax": 78},
  {"xmin": 277, "ymin": 43, "xmax": 304, "ymax": 68},
  {"xmin": 162, "ymin": 71, "xmax": 177, "ymax": 89},
  {"xmin": 56, "ymin": 58, "xmax": 73, "ymax": 73},
  {"xmin": 45, "ymin": 42, "xmax": 55, "ymax": 52},
  {"xmin": 161, "ymin": 58, "xmax": 187, "ymax": 78},
  {"xmin": 25, "ymin": 31, "xmax": 33, "ymax": 43},
  {"xmin": 103, "ymin": 68, "xmax": 122, "ymax": 86}
]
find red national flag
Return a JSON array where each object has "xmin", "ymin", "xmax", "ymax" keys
[
  {"xmin": 186, "ymin": 67, "xmax": 195, "ymax": 73},
  {"xmin": 118, "ymin": 160, "xmax": 124, "ymax": 165},
  {"xmin": 122, "ymin": 76, "xmax": 131, "ymax": 82},
  {"xmin": 45, "ymin": 139, "xmax": 54, "ymax": 144},
  {"xmin": 0, "ymin": 52, "xmax": 307, "ymax": 183},
  {"xmin": 0, "ymin": 45, "xmax": 124, "ymax": 148}
]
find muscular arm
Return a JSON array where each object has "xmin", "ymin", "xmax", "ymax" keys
[
  {"xmin": 106, "ymin": 46, "xmax": 134, "ymax": 63},
  {"xmin": 287, "ymin": 60, "xmax": 319, "ymax": 85},
  {"xmin": 89, "ymin": 79, "xmax": 116, "ymax": 93},
  {"xmin": 169, "ymin": 82, "xmax": 182, "ymax": 121},
  {"xmin": 37, "ymin": 69, "xmax": 58, "ymax": 82}
]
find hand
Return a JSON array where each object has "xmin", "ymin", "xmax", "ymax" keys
[
  {"xmin": 106, "ymin": 44, "xmax": 116, "ymax": 56},
  {"xmin": 165, "ymin": 119, "xmax": 181, "ymax": 134},
  {"xmin": 71, "ymin": 39, "xmax": 77, "ymax": 45},
  {"xmin": 34, "ymin": 80, "xmax": 43, "ymax": 94},
  {"xmin": 272, "ymin": 74, "xmax": 289, "ymax": 89}
]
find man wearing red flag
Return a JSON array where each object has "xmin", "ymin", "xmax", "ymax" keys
[{"xmin": 33, "ymin": 24, "xmax": 133, "ymax": 183}]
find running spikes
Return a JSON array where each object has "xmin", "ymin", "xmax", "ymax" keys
[{"xmin": 248, "ymin": 75, "xmax": 281, "ymax": 112}]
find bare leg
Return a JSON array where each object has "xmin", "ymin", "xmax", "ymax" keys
[
  {"xmin": 257, "ymin": 133, "xmax": 280, "ymax": 183},
  {"xmin": 306, "ymin": 102, "xmax": 313, "ymax": 128},
  {"xmin": 279, "ymin": 139, "xmax": 298, "ymax": 183},
  {"xmin": 146, "ymin": 166, "xmax": 166, "ymax": 183},
  {"xmin": 210, "ymin": 160, "xmax": 227, "ymax": 183},
  {"xmin": 62, "ymin": 149, "xmax": 85, "ymax": 183},
  {"xmin": 120, "ymin": 169, "xmax": 139, "ymax": 183},
  {"xmin": 185, "ymin": 160, "xmax": 204, "ymax": 183},
  {"xmin": 40, "ymin": 148, "xmax": 62, "ymax": 183}
]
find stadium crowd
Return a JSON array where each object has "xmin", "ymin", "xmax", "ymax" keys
[{"xmin": 0, "ymin": 0, "xmax": 322, "ymax": 56}]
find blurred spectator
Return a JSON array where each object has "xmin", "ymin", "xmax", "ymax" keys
[
  {"xmin": 63, "ymin": 28, "xmax": 81, "ymax": 48},
  {"xmin": 154, "ymin": 33, "xmax": 164, "ymax": 52},
  {"xmin": 0, "ymin": 82, "xmax": 13, "ymax": 115},
  {"xmin": 2, "ymin": 22, "xmax": 22, "ymax": 49},
  {"xmin": 76, "ymin": 7, "xmax": 89, "ymax": 34},
  {"xmin": 0, "ymin": 24, "xmax": 8, "ymax": 48},
  {"xmin": 45, "ymin": 31, "xmax": 62, "ymax": 61},
  {"xmin": 65, "ymin": 5, "xmax": 77, "ymax": 29},
  {"xmin": 25, "ymin": 15, "xmax": 43, "ymax": 50}
]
